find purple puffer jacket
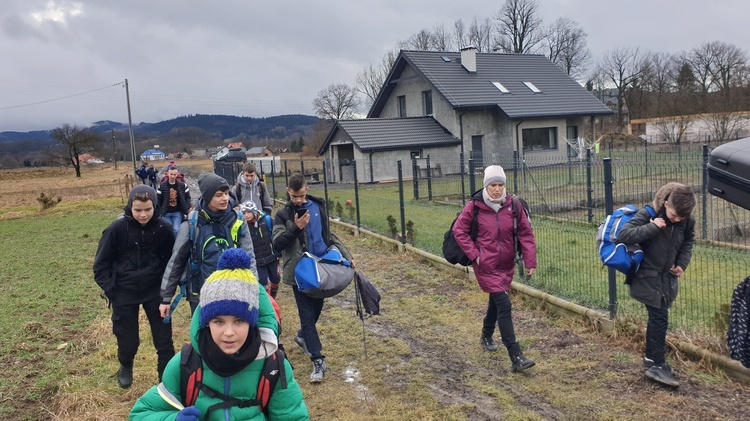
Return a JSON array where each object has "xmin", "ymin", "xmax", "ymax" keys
[{"xmin": 452, "ymin": 194, "xmax": 536, "ymax": 293}]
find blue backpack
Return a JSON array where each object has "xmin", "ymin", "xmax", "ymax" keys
[{"xmin": 596, "ymin": 204, "xmax": 657, "ymax": 274}]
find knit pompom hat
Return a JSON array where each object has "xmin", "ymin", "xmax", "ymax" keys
[
  {"xmin": 199, "ymin": 248, "xmax": 260, "ymax": 328},
  {"xmin": 239, "ymin": 200, "xmax": 259, "ymax": 215},
  {"xmin": 483, "ymin": 165, "xmax": 506, "ymax": 187}
]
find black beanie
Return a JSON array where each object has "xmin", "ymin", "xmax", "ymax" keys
[
  {"xmin": 198, "ymin": 173, "xmax": 229, "ymax": 205},
  {"xmin": 127, "ymin": 184, "xmax": 158, "ymax": 209}
]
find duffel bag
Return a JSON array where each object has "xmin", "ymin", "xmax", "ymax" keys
[{"xmin": 294, "ymin": 245, "xmax": 355, "ymax": 298}]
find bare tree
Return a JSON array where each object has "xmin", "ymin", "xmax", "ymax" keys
[
  {"xmin": 494, "ymin": 0, "xmax": 543, "ymax": 54},
  {"xmin": 453, "ymin": 19, "xmax": 468, "ymax": 50},
  {"xmin": 706, "ymin": 41, "xmax": 747, "ymax": 94},
  {"xmin": 356, "ymin": 47, "xmax": 400, "ymax": 110},
  {"xmin": 312, "ymin": 83, "xmax": 361, "ymax": 121},
  {"xmin": 542, "ymin": 17, "xmax": 591, "ymax": 79},
  {"xmin": 467, "ymin": 17, "xmax": 494, "ymax": 53},
  {"xmin": 597, "ymin": 47, "xmax": 651, "ymax": 131},
  {"xmin": 49, "ymin": 124, "xmax": 103, "ymax": 177},
  {"xmin": 702, "ymin": 111, "xmax": 749, "ymax": 142},
  {"xmin": 652, "ymin": 115, "xmax": 694, "ymax": 144},
  {"xmin": 405, "ymin": 29, "xmax": 433, "ymax": 51},
  {"xmin": 431, "ymin": 23, "xmax": 453, "ymax": 51},
  {"xmin": 682, "ymin": 43, "xmax": 715, "ymax": 95}
]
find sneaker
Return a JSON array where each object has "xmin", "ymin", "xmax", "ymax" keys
[
  {"xmin": 642, "ymin": 357, "xmax": 674, "ymax": 375},
  {"xmin": 480, "ymin": 335, "xmax": 499, "ymax": 351},
  {"xmin": 511, "ymin": 354, "xmax": 535, "ymax": 372},
  {"xmin": 310, "ymin": 358, "xmax": 327, "ymax": 383},
  {"xmin": 294, "ymin": 334, "xmax": 311, "ymax": 357},
  {"xmin": 117, "ymin": 365, "xmax": 133, "ymax": 389},
  {"xmin": 645, "ymin": 365, "xmax": 679, "ymax": 387}
]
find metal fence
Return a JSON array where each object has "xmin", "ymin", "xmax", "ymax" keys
[{"xmin": 263, "ymin": 146, "xmax": 747, "ymax": 350}]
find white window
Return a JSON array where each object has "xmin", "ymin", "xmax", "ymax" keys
[
  {"xmin": 523, "ymin": 81, "xmax": 542, "ymax": 93},
  {"xmin": 491, "ymin": 81, "xmax": 510, "ymax": 94}
]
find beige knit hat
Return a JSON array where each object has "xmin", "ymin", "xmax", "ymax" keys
[{"xmin": 483, "ymin": 165, "xmax": 506, "ymax": 187}]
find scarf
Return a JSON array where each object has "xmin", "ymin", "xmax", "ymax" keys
[
  {"xmin": 198, "ymin": 326, "xmax": 261, "ymax": 377},
  {"xmin": 482, "ymin": 188, "xmax": 507, "ymax": 213}
]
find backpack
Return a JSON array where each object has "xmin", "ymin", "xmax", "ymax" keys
[
  {"xmin": 186, "ymin": 209, "xmax": 247, "ymax": 299},
  {"xmin": 179, "ymin": 342, "xmax": 288, "ymax": 418},
  {"xmin": 727, "ymin": 277, "xmax": 750, "ymax": 368},
  {"xmin": 442, "ymin": 195, "xmax": 530, "ymax": 266},
  {"xmin": 596, "ymin": 204, "xmax": 657, "ymax": 274}
]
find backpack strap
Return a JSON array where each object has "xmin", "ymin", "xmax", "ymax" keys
[
  {"xmin": 469, "ymin": 200, "xmax": 480, "ymax": 242},
  {"xmin": 179, "ymin": 342, "xmax": 203, "ymax": 408},
  {"xmin": 644, "ymin": 205, "xmax": 657, "ymax": 219},
  {"xmin": 179, "ymin": 344, "xmax": 287, "ymax": 418}
]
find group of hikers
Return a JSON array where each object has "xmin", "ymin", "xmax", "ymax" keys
[{"xmin": 93, "ymin": 160, "xmax": 696, "ymax": 419}]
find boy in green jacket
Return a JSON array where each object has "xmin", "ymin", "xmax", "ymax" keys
[{"xmin": 130, "ymin": 248, "xmax": 308, "ymax": 420}]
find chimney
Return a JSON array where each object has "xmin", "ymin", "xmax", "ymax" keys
[{"xmin": 460, "ymin": 45, "xmax": 477, "ymax": 73}]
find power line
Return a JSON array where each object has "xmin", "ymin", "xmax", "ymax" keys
[{"xmin": 0, "ymin": 82, "xmax": 123, "ymax": 111}]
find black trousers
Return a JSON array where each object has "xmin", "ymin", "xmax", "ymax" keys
[
  {"xmin": 293, "ymin": 286, "xmax": 325, "ymax": 360},
  {"xmin": 482, "ymin": 291, "xmax": 522, "ymax": 359},
  {"xmin": 111, "ymin": 296, "xmax": 175, "ymax": 380},
  {"xmin": 645, "ymin": 304, "xmax": 669, "ymax": 365}
]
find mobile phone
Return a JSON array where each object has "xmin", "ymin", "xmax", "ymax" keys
[{"xmin": 295, "ymin": 208, "xmax": 308, "ymax": 218}]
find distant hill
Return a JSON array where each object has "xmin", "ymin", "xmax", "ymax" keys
[{"xmin": 0, "ymin": 114, "xmax": 320, "ymax": 142}]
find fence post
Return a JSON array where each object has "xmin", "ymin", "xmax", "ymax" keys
[
  {"xmin": 270, "ymin": 159, "xmax": 277, "ymax": 199},
  {"xmin": 603, "ymin": 158, "xmax": 618, "ymax": 318},
  {"xmin": 322, "ymin": 160, "xmax": 330, "ymax": 217},
  {"xmin": 701, "ymin": 144, "xmax": 709, "ymax": 240},
  {"xmin": 460, "ymin": 152, "xmax": 466, "ymax": 206},
  {"xmin": 284, "ymin": 161, "xmax": 289, "ymax": 201},
  {"xmin": 300, "ymin": 160, "xmax": 305, "ymax": 178},
  {"xmin": 644, "ymin": 138, "xmax": 649, "ymax": 179},
  {"xmin": 513, "ymin": 150, "xmax": 519, "ymax": 195},
  {"xmin": 469, "ymin": 159, "xmax": 476, "ymax": 195},
  {"xmin": 426, "ymin": 155, "xmax": 433, "ymax": 201},
  {"xmin": 353, "ymin": 160, "xmax": 361, "ymax": 230},
  {"xmin": 412, "ymin": 158, "xmax": 419, "ymax": 200},
  {"xmin": 586, "ymin": 148, "xmax": 593, "ymax": 224},
  {"xmin": 397, "ymin": 161, "xmax": 406, "ymax": 248}
]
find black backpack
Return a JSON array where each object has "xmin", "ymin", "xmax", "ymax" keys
[
  {"xmin": 442, "ymin": 195, "xmax": 531, "ymax": 267},
  {"xmin": 179, "ymin": 342, "xmax": 288, "ymax": 417}
]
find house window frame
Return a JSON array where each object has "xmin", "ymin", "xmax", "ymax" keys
[
  {"xmin": 422, "ymin": 90, "xmax": 433, "ymax": 116},
  {"xmin": 410, "ymin": 150, "xmax": 422, "ymax": 160},
  {"xmin": 398, "ymin": 95, "xmax": 407, "ymax": 118},
  {"xmin": 522, "ymin": 127, "xmax": 558, "ymax": 151}
]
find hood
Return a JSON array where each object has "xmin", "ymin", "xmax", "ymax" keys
[
  {"xmin": 236, "ymin": 173, "xmax": 259, "ymax": 188},
  {"xmin": 189, "ymin": 305, "xmax": 279, "ymax": 359},
  {"xmin": 123, "ymin": 184, "xmax": 159, "ymax": 218},
  {"xmin": 651, "ymin": 182, "xmax": 681, "ymax": 213}
]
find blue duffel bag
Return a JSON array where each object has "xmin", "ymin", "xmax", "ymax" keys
[{"xmin": 294, "ymin": 245, "xmax": 355, "ymax": 298}]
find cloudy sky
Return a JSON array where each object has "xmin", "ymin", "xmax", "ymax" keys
[{"xmin": 1, "ymin": 0, "xmax": 747, "ymax": 132}]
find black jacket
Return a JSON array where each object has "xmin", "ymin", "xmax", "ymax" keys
[
  {"xmin": 158, "ymin": 180, "xmax": 191, "ymax": 216},
  {"xmin": 618, "ymin": 208, "xmax": 695, "ymax": 308},
  {"xmin": 93, "ymin": 212, "xmax": 175, "ymax": 305},
  {"xmin": 248, "ymin": 213, "xmax": 278, "ymax": 267}
]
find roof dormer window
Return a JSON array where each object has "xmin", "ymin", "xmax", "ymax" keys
[
  {"xmin": 491, "ymin": 81, "xmax": 510, "ymax": 94},
  {"xmin": 523, "ymin": 81, "xmax": 542, "ymax": 93}
]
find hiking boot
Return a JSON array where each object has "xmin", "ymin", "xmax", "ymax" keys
[
  {"xmin": 310, "ymin": 358, "xmax": 327, "ymax": 383},
  {"xmin": 480, "ymin": 335, "xmax": 499, "ymax": 351},
  {"xmin": 270, "ymin": 283, "xmax": 279, "ymax": 299},
  {"xmin": 645, "ymin": 365, "xmax": 679, "ymax": 387},
  {"xmin": 294, "ymin": 334, "xmax": 311, "ymax": 357},
  {"xmin": 511, "ymin": 354, "xmax": 535, "ymax": 372},
  {"xmin": 117, "ymin": 365, "xmax": 133, "ymax": 389},
  {"xmin": 642, "ymin": 357, "xmax": 674, "ymax": 375}
]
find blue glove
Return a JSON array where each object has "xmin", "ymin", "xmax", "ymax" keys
[{"xmin": 176, "ymin": 406, "xmax": 201, "ymax": 421}]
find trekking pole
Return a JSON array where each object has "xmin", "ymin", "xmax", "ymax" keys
[{"xmin": 355, "ymin": 277, "xmax": 368, "ymax": 358}]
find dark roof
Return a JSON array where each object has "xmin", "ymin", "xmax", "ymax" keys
[
  {"xmin": 369, "ymin": 51, "xmax": 611, "ymax": 119},
  {"xmin": 319, "ymin": 116, "xmax": 460, "ymax": 154}
]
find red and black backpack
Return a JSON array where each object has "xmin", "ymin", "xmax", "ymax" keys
[{"xmin": 179, "ymin": 342, "xmax": 288, "ymax": 417}]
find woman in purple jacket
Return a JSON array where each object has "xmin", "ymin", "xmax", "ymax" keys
[{"xmin": 452, "ymin": 165, "xmax": 537, "ymax": 372}]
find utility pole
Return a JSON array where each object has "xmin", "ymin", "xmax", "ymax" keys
[
  {"xmin": 125, "ymin": 79, "xmax": 137, "ymax": 172},
  {"xmin": 111, "ymin": 129, "xmax": 117, "ymax": 170}
]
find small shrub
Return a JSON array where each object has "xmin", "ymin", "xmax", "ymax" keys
[
  {"xmin": 37, "ymin": 192, "xmax": 62, "ymax": 210},
  {"xmin": 406, "ymin": 220, "xmax": 415, "ymax": 244},
  {"xmin": 346, "ymin": 201, "xmax": 355, "ymax": 220},
  {"xmin": 386, "ymin": 215, "xmax": 397, "ymax": 239},
  {"xmin": 335, "ymin": 201, "xmax": 344, "ymax": 218}
]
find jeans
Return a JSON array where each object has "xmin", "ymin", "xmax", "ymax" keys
[
  {"xmin": 482, "ymin": 291, "xmax": 521, "ymax": 359},
  {"xmin": 149, "ymin": 179, "xmax": 158, "ymax": 190},
  {"xmin": 293, "ymin": 286, "xmax": 325, "ymax": 359},
  {"xmin": 257, "ymin": 260, "xmax": 280, "ymax": 287},
  {"xmin": 162, "ymin": 212, "xmax": 183, "ymax": 238},
  {"xmin": 645, "ymin": 304, "xmax": 669, "ymax": 365},
  {"xmin": 111, "ymin": 296, "xmax": 175, "ymax": 380}
]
